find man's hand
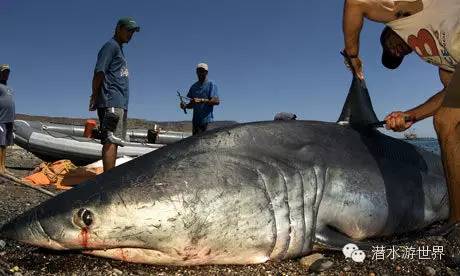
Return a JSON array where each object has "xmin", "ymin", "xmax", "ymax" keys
[
  {"xmin": 192, "ymin": 98, "xmax": 209, "ymax": 104},
  {"xmin": 89, "ymin": 95, "xmax": 96, "ymax": 111},
  {"xmin": 180, "ymin": 102, "xmax": 186, "ymax": 109},
  {"xmin": 384, "ymin": 111, "xmax": 415, "ymax": 132},
  {"xmin": 344, "ymin": 55, "xmax": 364, "ymax": 79}
]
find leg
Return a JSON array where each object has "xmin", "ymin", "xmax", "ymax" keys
[
  {"xmin": 102, "ymin": 143, "xmax": 118, "ymax": 172},
  {"xmin": 3, "ymin": 122, "xmax": 13, "ymax": 175},
  {"xmin": 192, "ymin": 124, "xmax": 198, "ymax": 135},
  {"xmin": 108, "ymin": 108, "xmax": 127, "ymax": 146},
  {"xmin": 121, "ymin": 109, "xmax": 128, "ymax": 142},
  {"xmin": 434, "ymin": 66, "xmax": 460, "ymax": 223},
  {"xmin": 0, "ymin": 146, "xmax": 5, "ymax": 174},
  {"xmin": 98, "ymin": 107, "xmax": 125, "ymax": 147},
  {"xmin": 201, "ymin": 123, "xmax": 209, "ymax": 133},
  {"xmin": 98, "ymin": 108, "xmax": 118, "ymax": 172},
  {"xmin": 192, "ymin": 123, "xmax": 208, "ymax": 135},
  {"xmin": 434, "ymin": 107, "xmax": 460, "ymax": 223},
  {"xmin": 98, "ymin": 108, "xmax": 127, "ymax": 172},
  {"xmin": 0, "ymin": 122, "xmax": 10, "ymax": 174}
]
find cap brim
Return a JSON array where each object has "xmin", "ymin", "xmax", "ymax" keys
[
  {"xmin": 128, "ymin": 26, "xmax": 140, "ymax": 32},
  {"xmin": 381, "ymin": 50, "xmax": 403, "ymax": 69}
]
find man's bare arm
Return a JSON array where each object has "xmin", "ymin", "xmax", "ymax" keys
[
  {"xmin": 207, "ymin": 97, "xmax": 219, "ymax": 106},
  {"xmin": 92, "ymin": 72, "xmax": 104, "ymax": 99},
  {"xmin": 189, "ymin": 97, "xmax": 220, "ymax": 106},
  {"xmin": 343, "ymin": 0, "xmax": 365, "ymax": 56},
  {"xmin": 343, "ymin": 0, "xmax": 398, "ymax": 56},
  {"xmin": 405, "ymin": 68, "xmax": 452, "ymax": 121},
  {"xmin": 343, "ymin": 0, "xmax": 397, "ymax": 78},
  {"xmin": 89, "ymin": 72, "xmax": 104, "ymax": 111}
]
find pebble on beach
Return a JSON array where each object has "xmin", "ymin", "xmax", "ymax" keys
[{"xmin": 299, "ymin": 253, "xmax": 325, "ymax": 269}]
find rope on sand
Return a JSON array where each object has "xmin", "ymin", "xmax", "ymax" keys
[{"xmin": 0, "ymin": 173, "xmax": 56, "ymax": 197}]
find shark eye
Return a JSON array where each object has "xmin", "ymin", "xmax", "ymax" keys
[{"xmin": 74, "ymin": 208, "xmax": 94, "ymax": 228}]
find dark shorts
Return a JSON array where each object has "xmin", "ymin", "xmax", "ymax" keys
[
  {"xmin": 192, "ymin": 123, "xmax": 208, "ymax": 135},
  {"xmin": 97, "ymin": 107, "xmax": 127, "ymax": 145},
  {"xmin": 442, "ymin": 64, "xmax": 460, "ymax": 108},
  {"xmin": 0, "ymin": 122, "xmax": 13, "ymax": 146}
]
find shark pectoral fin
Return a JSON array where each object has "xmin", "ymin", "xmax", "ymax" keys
[{"xmin": 313, "ymin": 226, "xmax": 373, "ymax": 251}]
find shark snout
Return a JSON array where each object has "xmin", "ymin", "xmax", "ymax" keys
[{"xmin": 0, "ymin": 209, "xmax": 65, "ymax": 250}]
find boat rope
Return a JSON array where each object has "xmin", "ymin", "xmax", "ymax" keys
[{"xmin": 0, "ymin": 173, "xmax": 56, "ymax": 197}]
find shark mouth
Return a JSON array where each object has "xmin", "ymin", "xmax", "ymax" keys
[{"xmin": 85, "ymin": 247, "xmax": 270, "ymax": 266}]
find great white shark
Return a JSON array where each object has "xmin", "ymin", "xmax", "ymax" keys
[{"xmin": 0, "ymin": 77, "xmax": 448, "ymax": 265}]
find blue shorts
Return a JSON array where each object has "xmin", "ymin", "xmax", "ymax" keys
[{"xmin": 0, "ymin": 122, "xmax": 13, "ymax": 146}]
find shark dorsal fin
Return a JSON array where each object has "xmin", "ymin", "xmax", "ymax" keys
[{"xmin": 337, "ymin": 76, "xmax": 380, "ymax": 128}]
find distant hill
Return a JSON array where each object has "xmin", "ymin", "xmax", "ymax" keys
[{"xmin": 16, "ymin": 114, "xmax": 238, "ymax": 132}]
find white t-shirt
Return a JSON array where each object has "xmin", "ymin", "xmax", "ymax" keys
[{"xmin": 386, "ymin": 0, "xmax": 460, "ymax": 71}]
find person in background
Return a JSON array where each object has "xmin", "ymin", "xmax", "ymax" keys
[
  {"xmin": 0, "ymin": 64, "xmax": 15, "ymax": 174},
  {"xmin": 89, "ymin": 17, "xmax": 140, "ymax": 172},
  {"xmin": 180, "ymin": 63, "xmax": 220, "ymax": 135},
  {"xmin": 274, "ymin": 112, "xmax": 297, "ymax": 121}
]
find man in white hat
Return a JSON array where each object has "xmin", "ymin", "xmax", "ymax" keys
[
  {"xmin": 0, "ymin": 64, "xmax": 15, "ymax": 174},
  {"xmin": 180, "ymin": 63, "xmax": 220, "ymax": 135}
]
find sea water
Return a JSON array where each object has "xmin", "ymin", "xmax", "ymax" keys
[{"xmin": 404, "ymin": 138, "xmax": 440, "ymax": 155}]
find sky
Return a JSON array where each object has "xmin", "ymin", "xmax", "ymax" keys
[{"xmin": 0, "ymin": 0, "xmax": 445, "ymax": 137}]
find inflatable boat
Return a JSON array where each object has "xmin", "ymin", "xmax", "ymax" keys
[{"xmin": 13, "ymin": 120, "xmax": 191, "ymax": 165}]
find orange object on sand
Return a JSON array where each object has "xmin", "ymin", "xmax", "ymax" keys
[
  {"xmin": 23, "ymin": 160, "xmax": 78, "ymax": 190},
  {"xmin": 61, "ymin": 166, "xmax": 103, "ymax": 186},
  {"xmin": 24, "ymin": 172, "xmax": 51, "ymax": 185},
  {"xmin": 83, "ymin": 119, "xmax": 97, "ymax": 138},
  {"xmin": 22, "ymin": 156, "xmax": 132, "ymax": 190}
]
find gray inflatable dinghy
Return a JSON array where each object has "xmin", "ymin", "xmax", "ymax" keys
[{"xmin": 13, "ymin": 120, "xmax": 184, "ymax": 165}]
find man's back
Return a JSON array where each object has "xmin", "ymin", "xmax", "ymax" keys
[
  {"xmin": 386, "ymin": 0, "xmax": 460, "ymax": 71},
  {"xmin": 345, "ymin": 0, "xmax": 423, "ymax": 23}
]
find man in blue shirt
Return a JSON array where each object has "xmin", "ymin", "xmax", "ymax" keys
[
  {"xmin": 0, "ymin": 64, "xmax": 15, "ymax": 175},
  {"xmin": 180, "ymin": 63, "xmax": 220, "ymax": 135},
  {"xmin": 89, "ymin": 17, "xmax": 139, "ymax": 172}
]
